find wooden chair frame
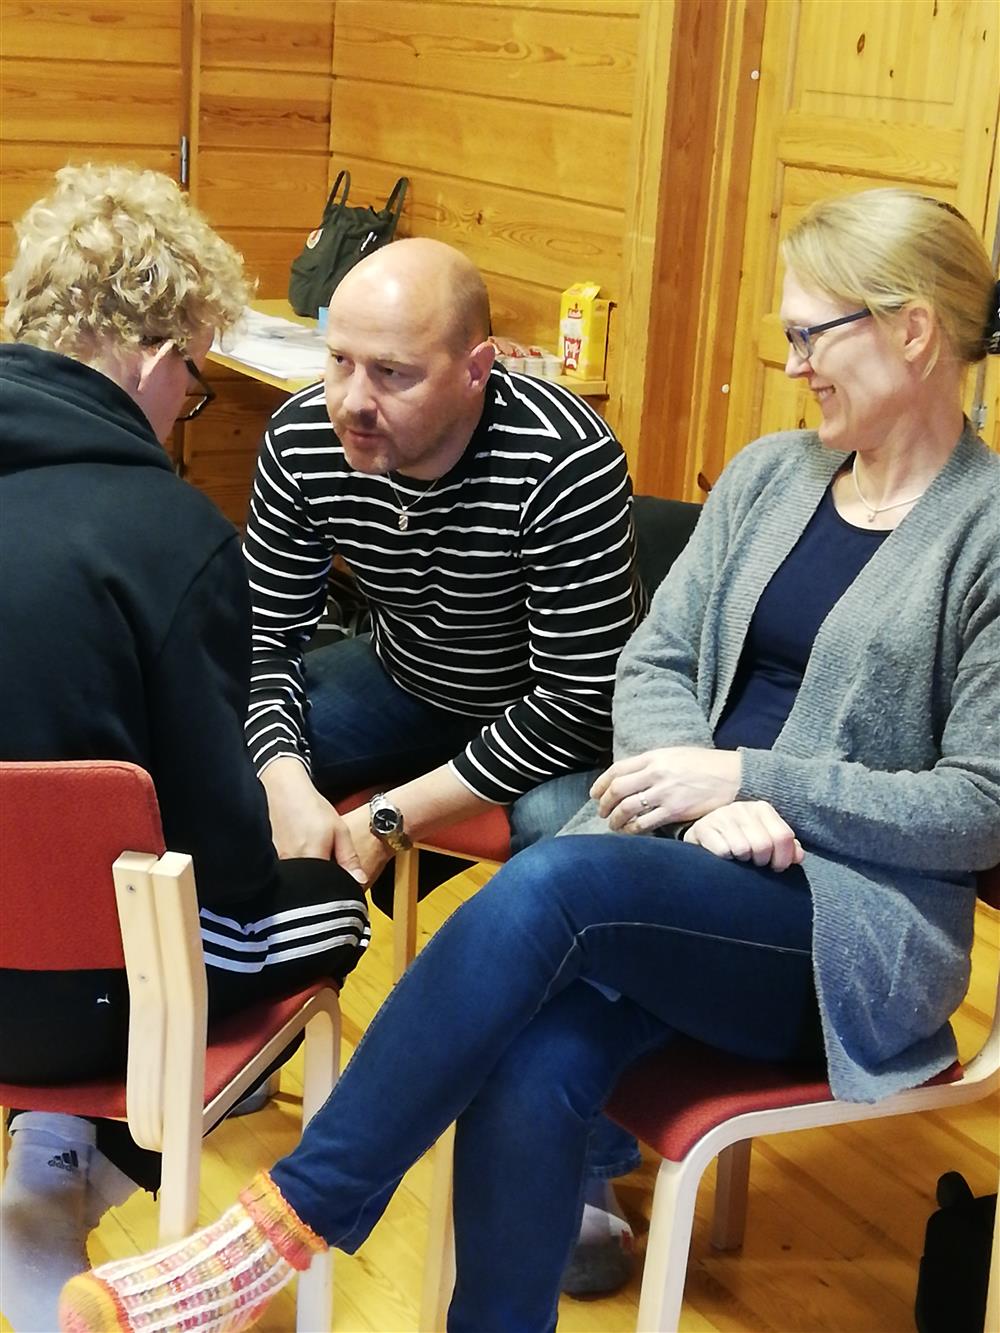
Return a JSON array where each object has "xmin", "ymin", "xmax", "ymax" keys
[{"xmin": 1, "ymin": 846, "xmax": 339, "ymax": 1333}]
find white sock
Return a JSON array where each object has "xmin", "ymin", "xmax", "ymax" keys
[
  {"xmin": 83, "ymin": 1145, "xmax": 140, "ymax": 1232},
  {"xmin": 0, "ymin": 1113, "xmax": 97, "ymax": 1332},
  {"xmin": 577, "ymin": 1178, "xmax": 632, "ymax": 1247}
]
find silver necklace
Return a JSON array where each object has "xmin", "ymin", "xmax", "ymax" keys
[
  {"xmin": 851, "ymin": 456, "xmax": 928, "ymax": 524},
  {"xmin": 386, "ymin": 474, "xmax": 440, "ymax": 531}
]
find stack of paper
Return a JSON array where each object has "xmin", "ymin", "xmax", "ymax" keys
[{"xmin": 212, "ymin": 308, "xmax": 328, "ymax": 381}]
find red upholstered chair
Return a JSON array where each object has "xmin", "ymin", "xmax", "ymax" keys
[
  {"xmin": 602, "ymin": 865, "xmax": 1000, "ymax": 1333},
  {"xmin": 0, "ymin": 760, "xmax": 339, "ymax": 1332}
]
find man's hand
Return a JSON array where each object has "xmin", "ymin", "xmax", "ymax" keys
[
  {"xmin": 340, "ymin": 805, "xmax": 394, "ymax": 887},
  {"xmin": 260, "ymin": 756, "xmax": 367, "ymax": 883},
  {"xmin": 683, "ymin": 800, "xmax": 804, "ymax": 872},
  {"xmin": 591, "ymin": 746, "xmax": 742, "ymax": 832}
]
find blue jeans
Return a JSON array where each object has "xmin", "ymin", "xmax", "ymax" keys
[
  {"xmin": 270, "ymin": 835, "xmax": 822, "ymax": 1332},
  {"xmin": 304, "ymin": 637, "xmax": 637, "ymax": 1174}
]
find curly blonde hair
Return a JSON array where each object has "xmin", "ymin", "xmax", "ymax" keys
[
  {"xmin": 782, "ymin": 189, "xmax": 995, "ymax": 371},
  {"xmin": 3, "ymin": 163, "xmax": 250, "ymax": 357}
]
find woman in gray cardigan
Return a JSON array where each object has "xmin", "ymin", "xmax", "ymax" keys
[{"xmin": 64, "ymin": 191, "xmax": 1000, "ymax": 1333}]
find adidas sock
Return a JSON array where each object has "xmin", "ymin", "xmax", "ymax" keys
[
  {"xmin": 83, "ymin": 1147, "xmax": 140, "ymax": 1233},
  {"xmin": 0, "ymin": 1112, "xmax": 96, "ymax": 1332},
  {"xmin": 59, "ymin": 1172, "xmax": 326, "ymax": 1333}
]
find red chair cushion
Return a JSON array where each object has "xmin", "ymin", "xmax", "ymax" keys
[
  {"xmin": 0, "ymin": 980, "xmax": 337, "ymax": 1123},
  {"xmin": 606, "ymin": 1036, "xmax": 961, "ymax": 1162},
  {"xmin": 0, "ymin": 761, "xmax": 165, "ymax": 972},
  {"xmin": 420, "ymin": 806, "xmax": 511, "ymax": 862}
]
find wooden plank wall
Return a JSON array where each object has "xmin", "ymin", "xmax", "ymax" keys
[
  {"xmin": 328, "ymin": 0, "xmax": 641, "ymax": 436},
  {"xmin": 184, "ymin": 0, "xmax": 339, "ymax": 523},
  {"xmin": 0, "ymin": 0, "xmax": 184, "ymax": 457},
  {"xmin": 0, "ymin": 0, "xmax": 183, "ymax": 275},
  {"xmin": 193, "ymin": 0, "xmax": 335, "ymax": 299}
]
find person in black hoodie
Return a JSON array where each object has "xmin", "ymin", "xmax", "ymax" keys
[{"xmin": 0, "ymin": 164, "xmax": 369, "ymax": 1332}]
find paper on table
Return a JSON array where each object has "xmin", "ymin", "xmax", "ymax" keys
[{"xmin": 212, "ymin": 307, "xmax": 328, "ymax": 381}]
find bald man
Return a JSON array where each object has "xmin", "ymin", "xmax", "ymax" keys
[
  {"xmin": 243, "ymin": 237, "xmax": 645, "ymax": 1289},
  {"xmin": 245, "ymin": 239, "xmax": 645, "ymax": 900}
]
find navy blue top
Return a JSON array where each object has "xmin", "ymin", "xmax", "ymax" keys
[{"xmin": 713, "ymin": 481, "xmax": 889, "ymax": 751}]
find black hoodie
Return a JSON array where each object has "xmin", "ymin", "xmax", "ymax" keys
[{"xmin": 0, "ymin": 343, "xmax": 280, "ymax": 909}]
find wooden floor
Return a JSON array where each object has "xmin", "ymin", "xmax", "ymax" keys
[{"xmin": 76, "ymin": 866, "xmax": 999, "ymax": 1332}]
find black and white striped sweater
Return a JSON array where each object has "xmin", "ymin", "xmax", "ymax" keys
[{"xmin": 244, "ymin": 366, "xmax": 646, "ymax": 804}]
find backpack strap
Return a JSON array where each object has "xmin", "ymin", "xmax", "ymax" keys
[
  {"xmin": 322, "ymin": 170, "xmax": 352, "ymax": 219},
  {"xmin": 384, "ymin": 177, "xmax": 409, "ymax": 231}
]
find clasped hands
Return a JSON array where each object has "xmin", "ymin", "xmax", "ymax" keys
[
  {"xmin": 261, "ymin": 757, "xmax": 390, "ymax": 886},
  {"xmin": 591, "ymin": 746, "xmax": 803, "ymax": 872}
]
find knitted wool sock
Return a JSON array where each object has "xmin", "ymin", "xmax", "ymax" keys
[
  {"xmin": 58, "ymin": 1172, "xmax": 325, "ymax": 1333},
  {"xmin": 0, "ymin": 1112, "xmax": 96, "ymax": 1333}
]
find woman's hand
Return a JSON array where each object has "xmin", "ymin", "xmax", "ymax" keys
[
  {"xmin": 683, "ymin": 800, "xmax": 804, "ymax": 872},
  {"xmin": 591, "ymin": 747, "xmax": 742, "ymax": 832}
]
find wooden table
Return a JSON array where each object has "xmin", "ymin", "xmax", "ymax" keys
[{"xmin": 209, "ymin": 299, "xmax": 608, "ymax": 399}]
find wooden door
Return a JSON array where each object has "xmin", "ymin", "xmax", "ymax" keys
[{"xmin": 715, "ymin": 0, "xmax": 999, "ymax": 483}]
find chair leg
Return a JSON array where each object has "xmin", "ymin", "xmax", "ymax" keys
[
  {"xmin": 710, "ymin": 1139, "xmax": 752, "ymax": 1251},
  {"xmin": 393, "ymin": 847, "xmax": 420, "ymax": 981},
  {"xmin": 156, "ymin": 1135, "xmax": 201, "ymax": 1243},
  {"xmin": 635, "ymin": 1155, "xmax": 704, "ymax": 1333},
  {"xmin": 419, "ymin": 1123, "xmax": 456, "ymax": 1333},
  {"xmin": 296, "ymin": 998, "xmax": 340, "ymax": 1333}
]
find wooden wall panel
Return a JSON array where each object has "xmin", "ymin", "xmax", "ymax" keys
[
  {"xmin": 199, "ymin": 0, "xmax": 334, "ymax": 74},
  {"xmin": 0, "ymin": 0, "xmax": 184, "ymax": 313},
  {"xmin": 0, "ymin": 60, "xmax": 181, "ymax": 147},
  {"xmin": 330, "ymin": 0, "xmax": 639, "ymax": 432},
  {"xmin": 1, "ymin": 0, "xmax": 181, "ymax": 62},
  {"xmin": 187, "ymin": 0, "xmax": 337, "ymax": 520},
  {"xmin": 332, "ymin": 83, "xmax": 629, "ymax": 214},
  {"xmin": 194, "ymin": 0, "xmax": 335, "ymax": 299},
  {"xmin": 333, "ymin": 0, "xmax": 637, "ymax": 114},
  {"xmin": 199, "ymin": 69, "xmax": 331, "ymax": 154},
  {"xmin": 196, "ymin": 149, "xmax": 329, "ymax": 232}
]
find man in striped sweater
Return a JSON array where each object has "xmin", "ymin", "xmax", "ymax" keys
[{"xmin": 245, "ymin": 238, "xmax": 645, "ymax": 900}]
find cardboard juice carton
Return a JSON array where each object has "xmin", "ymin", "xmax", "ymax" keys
[{"xmin": 559, "ymin": 282, "xmax": 610, "ymax": 379}]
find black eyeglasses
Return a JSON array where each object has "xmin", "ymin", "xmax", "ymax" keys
[
  {"xmin": 176, "ymin": 356, "xmax": 216, "ymax": 421},
  {"xmin": 783, "ymin": 308, "xmax": 871, "ymax": 361}
]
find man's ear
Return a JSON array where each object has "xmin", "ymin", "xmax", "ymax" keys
[{"xmin": 466, "ymin": 339, "xmax": 495, "ymax": 392}]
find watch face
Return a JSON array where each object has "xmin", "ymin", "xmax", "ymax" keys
[{"xmin": 372, "ymin": 806, "xmax": 399, "ymax": 836}]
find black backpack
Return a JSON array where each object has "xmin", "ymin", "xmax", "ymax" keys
[
  {"xmin": 915, "ymin": 1172, "xmax": 996, "ymax": 1333},
  {"xmin": 288, "ymin": 171, "xmax": 408, "ymax": 319}
]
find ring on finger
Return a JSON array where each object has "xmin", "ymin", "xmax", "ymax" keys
[{"xmin": 638, "ymin": 792, "xmax": 650, "ymax": 810}]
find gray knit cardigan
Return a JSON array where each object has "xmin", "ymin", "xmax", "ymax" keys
[{"xmin": 564, "ymin": 425, "xmax": 1000, "ymax": 1102}]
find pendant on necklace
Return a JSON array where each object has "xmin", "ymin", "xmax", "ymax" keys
[
  {"xmin": 397, "ymin": 512, "xmax": 409, "ymax": 531},
  {"xmin": 866, "ymin": 511, "xmax": 876, "ymax": 524}
]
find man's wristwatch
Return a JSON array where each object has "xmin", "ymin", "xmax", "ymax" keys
[{"xmin": 368, "ymin": 792, "xmax": 413, "ymax": 853}]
